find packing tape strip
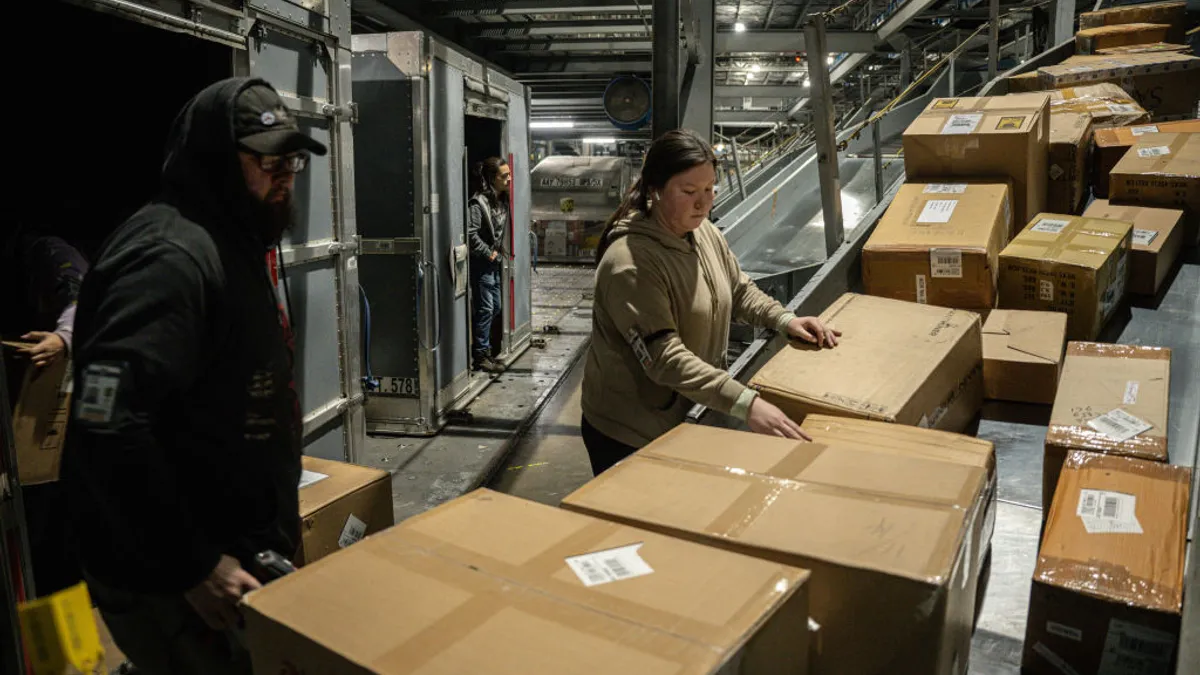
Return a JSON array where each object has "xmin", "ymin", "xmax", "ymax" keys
[
  {"xmin": 1035, "ymin": 554, "xmax": 1183, "ymax": 614},
  {"xmin": 1065, "ymin": 341, "xmax": 1172, "ymax": 360},
  {"xmin": 1046, "ymin": 424, "xmax": 1169, "ymax": 461},
  {"xmin": 800, "ymin": 415, "xmax": 995, "ymax": 472},
  {"xmin": 1062, "ymin": 449, "xmax": 1191, "ymax": 483}
]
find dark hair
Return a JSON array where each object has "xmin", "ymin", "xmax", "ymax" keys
[
  {"xmin": 474, "ymin": 156, "xmax": 509, "ymax": 207},
  {"xmin": 595, "ymin": 129, "xmax": 718, "ymax": 263}
]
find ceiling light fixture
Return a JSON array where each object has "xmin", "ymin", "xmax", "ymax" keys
[
  {"xmin": 530, "ymin": 120, "xmax": 575, "ymax": 129},
  {"xmin": 582, "ymin": 137, "xmax": 617, "ymax": 144}
]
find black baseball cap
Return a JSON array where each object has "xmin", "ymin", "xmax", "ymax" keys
[{"xmin": 235, "ymin": 83, "xmax": 328, "ymax": 156}]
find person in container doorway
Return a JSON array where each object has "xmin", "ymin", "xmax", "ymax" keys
[
  {"xmin": 62, "ymin": 77, "xmax": 327, "ymax": 675},
  {"xmin": 468, "ymin": 156, "xmax": 513, "ymax": 374},
  {"xmin": 581, "ymin": 129, "xmax": 841, "ymax": 475}
]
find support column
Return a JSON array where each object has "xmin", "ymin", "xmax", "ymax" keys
[
  {"xmin": 988, "ymin": 0, "xmax": 1000, "ymax": 81},
  {"xmin": 1052, "ymin": 0, "xmax": 1076, "ymax": 46},
  {"xmin": 804, "ymin": 13, "xmax": 844, "ymax": 257},
  {"xmin": 679, "ymin": 0, "xmax": 715, "ymax": 143},
  {"xmin": 652, "ymin": 0, "xmax": 680, "ymax": 139},
  {"xmin": 731, "ymin": 138, "xmax": 747, "ymax": 200},
  {"xmin": 900, "ymin": 48, "xmax": 912, "ymax": 88}
]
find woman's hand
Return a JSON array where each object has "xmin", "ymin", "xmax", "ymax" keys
[
  {"xmin": 19, "ymin": 332, "xmax": 67, "ymax": 368},
  {"xmin": 747, "ymin": 397, "xmax": 811, "ymax": 440},
  {"xmin": 787, "ymin": 316, "xmax": 841, "ymax": 348}
]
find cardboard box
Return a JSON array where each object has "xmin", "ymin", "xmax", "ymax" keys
[
  {"xmin": 1109, "ymin": 132, "xmax": 1200, "ymax": 245},
  {"xmin": 748, "ymin": 293, "xmax": 983, "ymax": 432},
  {"xmin": 1036, "ymin": 52, "xmax": 1200, "ymax": 121},
  {"xmin": 997, "ymin": 214, "xmax": 1132, "ymax": 341},
  {"xmin": 862, "ymin": 182, "xmax": 1011, "ymax": 310},
  {"xmin": 1095, "ymin": 42, "xmax": 1190, "ymax": 56},
  {"xmin": 1006, "ymin": 71, "xmax": 1044, "ymax": 93},
  {"xmin": 1042, "ymin": 342, "xmax": 1171, "ymax": 513},
  {"xmin": 1023, "ymin": 451, "xmax": 1190, "ymax": 675},
  {"xmin": 903, "ymin": 94, "xmax": 1050, "ymax": 235},
  {"xmin": 1047, "ymin": 113, "xmax": 1093, "ymax": 215},
  {"xmin": 245, "ymin": 489, "xmax": 812, "ymax": 675},
  {"xmin": 562, "ymin": 444, "xmax": 980, "ymax": 675},
  {"xmin": 296, "ymin": 456, "xmax": 394, "ymax": 565},
  {"xmin": 10, "ymin": 356, "xmax": 72, "ymax": 485},
  {"xmin": 1075, "ymin": 23, "xmax": 1172, "ymax": 55},
  {"xmin": 1079, "ymin": 1, "xmax": 1188, "ymax": 42},
  {"xmin": 1082, "ymin": 200, "xmax": 1185, "ymax": 296},
  {"xmin": 1046, "ymin": 83, "xmax": 1149, "ymax": 128},
  {"xmin": 1092, "ymin": 120, "xmax": 1200, "ymax": 197},
  {"xmin": 981, "ymin": 310, "xmax": 1068, "ymax": 405}
]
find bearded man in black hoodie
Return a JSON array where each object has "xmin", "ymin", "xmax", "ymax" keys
[{"xmin": 62, "ymin": 78, "xmax": 326, "ymax": 675}]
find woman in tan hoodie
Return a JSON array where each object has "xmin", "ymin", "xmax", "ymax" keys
[{"xmin": 581, "ymin": 129, "xmax": 840, "ymax": 475}]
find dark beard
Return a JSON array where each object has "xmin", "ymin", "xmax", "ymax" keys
[{"xmin": 249, "ymin": 190, "xmax": 297, "ymax": 247}]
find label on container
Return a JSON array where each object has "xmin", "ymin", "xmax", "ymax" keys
[
  {"xmin": 566, "ymin": 544, "xmax": 654, "ymax": 587},
  {"xmin": 1040, "ymin": 279, "xmax": 1054, "ymax": 301},
  {"xmin": 1047, "ymin": 622, "xmax": 1084, "ymax": 642},
  {"xmin": 941, "ymin": 113, "xmax": 983, "ymax": 135},
  {"xmin": 923, "ymin": 183, "xmax": 968, "ymax": 194},
  {"xmin": 915, "ymin": 274, "xmax": 928, "ymax": 304},
  {"xmin": 917, "ymin": 199, "xmax": 958, "ymax": 223},
  {"xmin": 1077, "ymin": 489, "xmax": 1143, "ymax": 534},
  {"xmin": 1123, "ymin": 381, "xmax": 1139, "ymax": 405},
  {"xmin": 1136, "ymin": 145, "xmax": 1171, "ymax": 159},
  {"xmin": 1098, "ymin": 619, "xmax": 1175, "ymax": 675},
  {"xmin": 1132, "ymin": 228, "xmax": 1158, "ymax": 247},
  {"xmin": 1106, "ymin": 104, "xmax": 1140, "ymax": 114},
  {"xmin": 1129, "ymin": 125, "xmax": 1159, "ymax": 136},
  {"xmin": 1087, "ymin": 408, "xmax": 1153, "ymax": 443},
  {"xmin": 930, "ymin": 249, "xmax": 963, "ymax": 278},
  {"xmin": 1031, "ymin": 218, "xmax": 1071, "ymax": 234},
  {"xmin": 338, "ymin": 514, "xmax": 368, "ymax": 548},
  {"xmin": 298, "ymin": 470, "xmax": 329, "ymax": 489}
]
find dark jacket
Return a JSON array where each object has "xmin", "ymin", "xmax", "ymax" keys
[
  {"xmin": 63, "ymin": 77, "xmax": 303, "ymax": 594},
  {"xmin": 467, "ymin": 193, "xmax": 509, "ymax": 260}
]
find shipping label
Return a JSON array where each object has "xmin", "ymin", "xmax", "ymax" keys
[
  {"xmin": 941, "ymin": 113, "xmax": 983, "ymax": 135},
  {"xmin": 915, "ymin": 274, "xmax": 928, "ymax": 304},
  {"xmin": 566, "ymin": 543, "xmax": 654, "ymax": 587},
  {"xmin": 1129, "ymin": 125, "xmax": 1160, "ymax": 136},
  {"xmin": 1132, "ymin": 228, "xmax": 1159, "ymax": 246},
  {"xmin": 930, "ymin": 248, "xmax": 963, "ymax": 278},
  {"xmin": 1087, "ymin": 408, "xmax": 1153, "ymax": 443},
  {"xmin": 338, "ymin": 514, "xmax": 368, "ymax": 548},
  {"xmin": 1031, "ymin": 218, "xmax": 1071, "ymax": 235},
  {"xmin": 923, "ymin": 183, "xmax": 968, "ymax": 194},
  {"xmin": 1123, "ymin": 381, "xmax": 1139, "ymax": 405},
  {"xmin": 298, "ymin": 470, "xmax": 329, "ymax": 489},
  {"xmin": 1098, "ymin": 619, "xmax": 1175, "ymax": 675},
  {"xmin": 918, "ymin": 199, "xmax": 958, "ymax": 223},
  {"xmin": 1136, "ymin": 146, "xmax": 1171, "ymax": 159},
  {"xmin": 1077, "ymin": 489, "xmax": 1143, "ymax": 534}
]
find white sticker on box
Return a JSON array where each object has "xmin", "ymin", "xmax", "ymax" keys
[
  {"xmin": 1040, "ymin": 279, "xmax": 1054, "ymax": 301},
  {"xmin": 565, "ymin": 543, "xmax": 654, "ymax": 587},
  {"xmin": 1087, "ymin": 408, "xmax": 1154, "ymax": 442},
  {"xmin": 1106, "ymin": 104, "xmax": 1140, "ymax": 114},
  {"xmin": 338, "ymin": 514, "xmax": 368, "ymax": 548},
  {"xmin": 1077, "ymin": 489, "xmax": 1143, "ymax": 535},
  {"xmin": 1130, "ymin": 125, "xmax": 1159, "ymax": 136},
  {"xmin": 941, "ymin": 113, "xmax": 983, "ymax": 135},
  {"xmin": 915, "ymin": 274, "xmax": 928, "ymax": 304},
  {"xmin": 1047, "ymin": 622, "xmax": 1084, "ymax": 642},
  {"xmin": 1137, "ymin": 145, "xmax": 1171, "ymax": 159},
  {"xmin": 1034, "ymin": 642, "xmax": 1083, "ymax": 675},
  {"xmin": 1132, "ymin": 228, "xmax": 1159, "ymax": 247},
  {"xmin": 930, "ymin": 248, "xmax": 963, "ymax": 278},
  {"xmin": 923, "ymin": 183, "xmax": 968, "ymax": 194},
  {"xmin": 1031, "ymin": 218, "xmax": 1071, "ymax": 234},
  {"xmin": 298, "ymin": 470, "xmax": 329, "ymax": 489},
  {"xmin": 1123, "ymin": 381, "xmax": 1139, "ymax": 405},
  {"xmin": 918, "ymin": 199, "xmax": 958, "ymax": 223},
  {"xmin": 1098, "ymin": 619, "xmax": 1175, "ymax": 675}
]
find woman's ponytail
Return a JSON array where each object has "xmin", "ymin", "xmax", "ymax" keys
[{"xmin": 595, "ymin": 176, "xmax": 649, "ymax": 264}]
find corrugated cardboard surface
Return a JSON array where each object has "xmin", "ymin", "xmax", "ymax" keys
[
  {"xmin": 11, "ymin": 357, "xmax": 72, "ymax": 485},
  {"xmin": 1092, "ymin": 120, "xmax": 1200, "ymax": 197},
  {"xmin": 1095, "ymin": 41, "xmax": 1191, "ymax": 56},
  {"xmin": 1075, "ymin": 23, "xmax": 1171, "ymax": 54},
  {"xmin": 1047, "ymin": 113, "xmax": 1092, "ymax": 215},
  {"xmin": 297, "ymin": 456, "xmax": 394, "ymax": 566},
  {"xmin": 245, "ymin": 489, "xmax": 811, "ymax": 675},
  {"xmin": 902, "ymin": 95, "xmax": 1050, "ymax": 233},
  {"xmin": 1023, "ymin": 451, "xmax": 1190, "ymax": 675},
  {"xmin": 1109, "ymin": 132, "xmax": 1200, "ymax": 245},
  {"xmin": 1082, "ymin": 200, "xmax": 1185, "ymax": 296},
  {"xmin": 862, "ymin": 182, "xmax": 1010, "ymax": 310},
  {"xmin": 1046, "ymin": 83, "xmax": 1148, "ymax": 127},
  {"xmin": 997, "ymin": 214, "xmax": 1132, "ymax": 341},
  {"xmin": 1042, "ymin": 342, "xmax": 1171, "ymax": 513},
  {"xmin": 1079, "ymin": 1, "xmax": 1188, "ymax": 42},
  {"xmin": 748, "ymin": 293, "xmax": 983, "ymax": 432},
  {"xmin": 1036, "ymin": 52, "xmax": 1200, "ymax": 120},
  {"xmin": 1006, "ymin": 71, "xmax": 1043, "ymax": 93},
  {"xmin": 562, "ymin": 453, "xmax": 976, "ymax": 675},
  {"xmin": 981, "ymin": 310, "xmax": 1068, "ymax": 405}
]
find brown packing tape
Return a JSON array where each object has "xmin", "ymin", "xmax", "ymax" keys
[
  {"xmin": 1065, "ymin": 341, "xmax": 1172, "ymax": 360},
  {"xmin": 1045, "ymin": 424, "xmax": 1168, "ymax": 461},
  {"xmin": 1023, "ymin": 219, "xmax": 1131, "ymax": 261},
  {"xmin": 1035, "ymin": 554, "xmax": 1182, "ymax": 614},
  {"xmin": 1062, "ymin": 449, "xmax": 1191, "ymax": 483}
]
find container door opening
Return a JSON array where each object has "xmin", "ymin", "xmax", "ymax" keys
[{"xmin": 463, "ymin": 115, "xmax": 508, "ymax": 363}]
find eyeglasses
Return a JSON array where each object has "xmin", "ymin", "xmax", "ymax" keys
[{"xmin": 248, "ymin": 152, "xmax": 310, "ymax": 174}]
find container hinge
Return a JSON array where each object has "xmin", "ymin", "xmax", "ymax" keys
[
  {"xmin": 322, "ymin": 101, "xmax": 359, "ymax": 123},
  {"xmin": 360, "ymin": 238, "xmax": 422, "ymax": 255},
  {"xmin": 328, "ymin": 239, "xmax": 359, "ymax": 256}
]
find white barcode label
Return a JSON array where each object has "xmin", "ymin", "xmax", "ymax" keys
[
  {"xmin": 1132, "ymin": 228, "xmax": 1159, "ymax": 247},
  {"xmin": 1077, "ymin": 489, "xmax": 1143, "ymax": 535},
  {"xmin": 930, "ymin": 248, "xmax": 963, "ymax": 278},
  {"xmin": 923, "ymin": 183, "xmax": 968, "ymax": 194},
  {"xmin": 1032, "ymin": 218, "xmax": 1071, "ymax": 234},
  {"xmin": 338, "ymin": 514, "xmax": 368, "ymax": 548},
  {"xmin": 1098, "ymin": 619, "xmax": 1175, "ymax": 675},
  {"xmin": 1137, "ymin": 146, "xmax": 1171, "ymax": 159},
  {"xmin": 1048, "ymin": 622, "xmax": 1084, "ymax": 642},
  {"xmin": 918, "ymin": 199, "xmax": 958, "ymax": 223},
  {"xmin": 915, "ymin": 275, "xmax": 928, "ymax": 304},
  {"xmin": 941, "ymin": 113, "xmax": 983, "ymax": 135},
  {"xmin": 298, "ymin": 470, "xmax": 329, "ymax": 489},
  {"xmin": 565, "ymin": 543, "xmax": 654, "ymax": 587},
  {"xmin": 1040, "ymin": 279, "xmax": 1054, "ymax": 301},
  {"xmin": 1106, "ymin": 104, "xmax": 1139, "ymax": 114},
  {"xmin": 1034, "ymin": 642, "xmax": 1083, "ymax": 675},
  {"xmin": 1087, "ymin": 408, "xmax": 1153, "ymax": 442},
  {"xmin": 1123, "ymin": 381, "xmax": 1139, "ymax": 405},
  {"xmin": 1130, "ymin": 125, "xmax": 1159, "ymax": 136}
]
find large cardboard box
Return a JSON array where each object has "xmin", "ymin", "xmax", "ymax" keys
[
  {"xmin": 245, "ymin": 489, "xmax": 812, "ymax": 675},
  {"xmin": 1047, "ymin": 113, "xmax": 1093, "ymax": 215},
  {"xmin": 10, "ymin": 356, "xmax": 72, "ymax": 485},
  {"xmin": 1006, "ymin": 71, "xmax": 1043, "ymax": 93},
  {"xmin": 1046, "ymin": 83, "xmax": 1149, "ymax": 128},
  {"xmin": 902, "ymin": 94, "xmax": 1050, "ymax": 234},
  {"xmin": 562, "ymin": 441, "xmax": 980, "ymax": 675},
  {"xmin": 1079, "ymin": 1, "xmax": 1188, "ymax": 42},
  {"xmin": 748, "ymin": 293, "xmax": 983, "ymax": 432},
  {"xmin": 1082, "ymin": 200, "xmax": 1186, "ymax": 296},
  {"xmin": 296, "ymin": 456, "xmax": 394, "ymax": 565},
  {"xmin": 1092, "ymin": 120, "xmax": 1200, "ymax": 197},
  {"xmin": 1042, "ymin": 342, "xmax": 1171, "ymax": 513},
  {"xmin": 1109, "ymin": 132, "xmax": 1200, "ymax": 245},
  {"xmin": 981, "ymin": 310, "xmax": 1068, "ymax": 405},
  {"xmin": 1036, "ymin": 52, "xmax": 1200, "ymax": 121},
  {"xmin": 1095, "ymin": 42, "xmax": 1191, "ymax": 56},
  {"xmin": 862, "ymin": 182, "xmax": 1010, "ymax": 310},
  {"xmin": 997, "ymin": 214, "xmax": 1132, "ymax": 341},
  {"xmin": 1023, "ymin": 451, "xmax": 1190, "ymax": 675},
  {"xmin": 1075, "ymin": 23, "xmax": 1171, "ymax": 55}
]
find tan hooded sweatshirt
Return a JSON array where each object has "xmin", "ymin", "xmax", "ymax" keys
[{"xmin": 582, "ymin": 210, "xmax": 795, "ymax": 448}]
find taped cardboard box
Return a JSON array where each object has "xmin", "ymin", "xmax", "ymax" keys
[
  {"xmin": 562, "ymin": 453, "xmax": 978, "ymax": 675},
  {"xmin": 1023, "ymin": 451, "xmax": 1189, "ymax": 675},
  {"xmin": 1046, "ymin": 113, "xmax": 1093, "ymax": 215},
  {"xmin": 1006, "ymin": 71, "xmax": 1043, "ymax": 93},
  {"xmin": 1042, "ymin": 342, "xmax": 1171, "ymax": 514},
  {"xmin": 903, "ymin": 94, "xmax": 1050, "ymax": 235},
  {"xmin": 1082, "ymin": 200, "xmax": 1186, "ymax": 296},
  {"xmin": 245, "ymin": 489, "xmax": 812, "ymax": 675},
  {"xmin": 10, "ymin": 356, "xmax": 72, "ymax": 485},
  {"xmin": 1036, "ymin": 52, "xmax": 1200, "ymax": 121},
  {"xmin": 748, "ymin": 293, "xmax": 983, "ymax": 432},
  {"xmin": 1046, "ymin": 82, "xmax": 1149, "ymax": 128},
  {"xmin": 1109, "ymin": 132, "xmax": 1200, "ymax": 245},
  {"xmin": 1095, "ymin": 41, "xmax": 1191, "ymax": 56},
  {"xmin": 862, "ymin": 182, "xmax": 1011, "ymax": 310},
  {"xmin": 1079, "ymin": 1, "xmax": 1188, "ymax": 42},
  {"xmin": 1092, "ymin": 120, "xmax": 1200, "ymax": 197},
  {"xmin": 997, "ymin": 214, "xmax": 1132, "ymax": 341},
  {"xmin": 1075, "ymin": 23, "xmax": 1172, "ymax": 55},
  {"xmin": 981, "ymin": 310, "xmax": 1068, "ymax": 405},
  {"xmin": 296, "ymin": 456, "xmax": 394, "ymax": 566}
]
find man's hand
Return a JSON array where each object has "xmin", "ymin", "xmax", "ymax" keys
[
  {"xmin": 184, "ymin": 555, "xmax": 262, "ymax": 631},
  {"xmin": 786, "ymin": 316, "xmax": 841, "ymax": 348},
  {"xmin": 747, "ymin": 397, "xmax": 812, "ymax": 441},
  {"xmin": 488, "ymin": 250, "xmax": 498, "ymax": 262},
  {"xmin": 19, "ymin": 332, "xmax": 67, "ymax": 368}
]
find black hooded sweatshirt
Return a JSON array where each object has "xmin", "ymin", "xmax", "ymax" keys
[{"xmin": 63, "ymin": 77, "xmax": 303, "ymax": 594}]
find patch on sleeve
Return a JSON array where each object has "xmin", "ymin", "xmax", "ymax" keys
[
  {"xmin": 626, "ymin": 328, "xmax": 655, "ymax": 371},
  {"xmin": 75, "ymin": 363, "xmax": 126, "ymax": 425}
]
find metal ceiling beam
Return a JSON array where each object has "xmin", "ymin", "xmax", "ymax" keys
[
  {"xmin": 532, "ymin": 97, "xmax": 605, "ymax": 106},
  {"xmin": 437, "ymin": 0, "xmax": 647, "ymax": 16},
  {"xmin": 715, "ymin": 85, "xmax": 805, "ymax": 97},
  {"xmin": 472, "ymin": 19, "xmax": 647, "ymax": 36},
  {"xmin": 490, "ymin": 39, "xmax": 652, "ymax": 52},
  {"xmin": 716, "ymin": 30, "xmax": 876, "ymax": 53},
  {"xmin": 521, "ymin": 59, "xmax": 651, "ymax": 73}
]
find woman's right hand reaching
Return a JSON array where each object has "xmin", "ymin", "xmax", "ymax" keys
[{"xmin": 747, "ymin": 396, "xmax": 811, "ymax": 440}]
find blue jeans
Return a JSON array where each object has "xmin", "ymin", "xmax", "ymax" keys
[{"xmin": 471, "ymin": 259, "xmax": 502, "ymax": 360}]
